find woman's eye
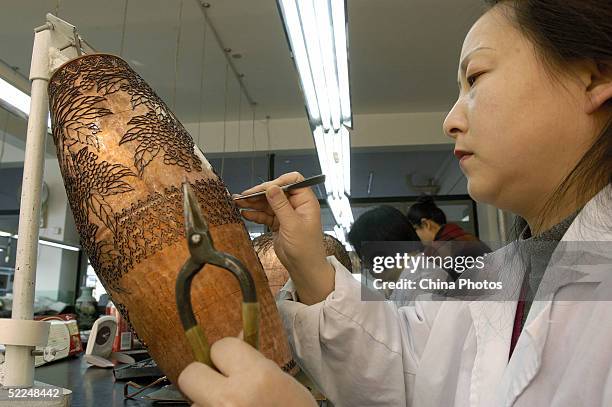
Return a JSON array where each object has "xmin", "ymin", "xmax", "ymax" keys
[{"xmin": 467, "ymin": 72, "xmax": 483, "ymax": 87}]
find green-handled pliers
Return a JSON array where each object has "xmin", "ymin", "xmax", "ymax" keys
[{"xmin": 176, "ymin": 182, "xmax": 259, "ymax": 367}]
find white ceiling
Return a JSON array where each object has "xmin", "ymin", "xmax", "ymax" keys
[{"xmin": 0, "ymin": 0, "xmax": 484, "ymax": 125}]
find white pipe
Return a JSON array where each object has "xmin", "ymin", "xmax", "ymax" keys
[{"xmin": 3, "ymin": 26, "xmax": 51, "ymax": 388}]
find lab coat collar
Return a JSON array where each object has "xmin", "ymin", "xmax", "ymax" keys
[
  {"xmin": 468, "ymin": 299, "xmax": 517, "ymax": 407},
  {"xmin": 467, "ymin": 244, "xmax": 523, "ymax": 407},
  {"xmin": 496, "ymin": 184, "xmax": 612, "ymax": 406}
]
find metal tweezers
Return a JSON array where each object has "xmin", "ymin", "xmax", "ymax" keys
[
  {"xmin": 176, "ymin": 182, "xmax": 259, "ymax": 367},
  {"xmin": 232, "ymin": 174, "xmax": 326, "ymax": 200}
]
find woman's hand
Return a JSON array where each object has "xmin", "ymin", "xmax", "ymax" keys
[
  {"xmin": 235, "ymin": 172, "xmax": 335, "ymax": 305},
  {"xmin": 178, "ymin": 337, "xmax": 317, "ymax": 407}
]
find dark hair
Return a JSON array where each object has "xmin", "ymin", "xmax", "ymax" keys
[
  {"xmin": 252, "ymin": 232, "xmax": 353, "ymax": 272},
  {"xmin": 484, "ymin": 0, "xmax": 612, "ymax": 235},
  {"xmin": 406, "ymin": 196, "xmax": 447, "ymax": 227},
  {"xmin": 348, "ymin": 205, "xmax": 422, "ymax": 256}
]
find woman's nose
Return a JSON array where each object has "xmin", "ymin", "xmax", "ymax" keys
[{"xmin": 443, "ymin": 99, "xmax": 468, "ymax": 140}]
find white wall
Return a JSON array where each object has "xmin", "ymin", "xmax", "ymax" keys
[
  {"xmin": 184, "ymin": 111, "xmax": 451, "ymax": 154},
  {"xmin": 0, "ymin": 137, "xmax": 25, "ymax": 164},
  {"xmin": 34, "ymin": 158, "xmax": 79, "ymax": 303}
]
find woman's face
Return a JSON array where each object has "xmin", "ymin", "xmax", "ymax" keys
[
  {"xmin": 413, "ymin": 219, "xmax": 438, "ymax": 243},
  {"xmin": 443, "ymin": 5, "xmax": 601, "ymax": 221}
]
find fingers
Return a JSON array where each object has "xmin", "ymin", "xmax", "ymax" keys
[
  {"xmin": 236, "ymin": 172, "xmax": 319, "ymax": 221},
  {"xmin": 240, "ymin": 172, "xmax": 305, "ymax": 196},
  {"xmin": 265, "ymin": 185, "xmax": 296, "ymax": 226},
  {"xmin": 210, "ymin": 337, "xmax": 266, "ymax": 377},
  {"xmin": 178, "ymin": 362, "xmax": 226, "ymax": 407},
  {"xmin": 242, "ymin": 210, "xmax": 276, "ymax": 228},
  {"xmin": 285, "ymin": 183, "xmax": 320, "ymax": 214},
  {"xmin": 234, "ymin": 195, "xmax": 274, "ymax": 215}
]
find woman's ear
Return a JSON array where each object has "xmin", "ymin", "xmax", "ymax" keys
[
  {"xmin": 420, "ymin": 218, "xmax": 428, "ymax": 229},
  {"xmin": 422, "ymin": 218, "xmax": 437, "ymax": 232},
  {"xmin": 586, "ymin": 62, "xmax": 612, "ymax": 114}
]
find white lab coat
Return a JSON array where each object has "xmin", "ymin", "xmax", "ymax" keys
[{"xmin": 277, "ymin": 185, "xmax": 612, "ymax": 407}]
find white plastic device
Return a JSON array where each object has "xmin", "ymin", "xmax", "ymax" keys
[{"xmin": 84, "ymin": 316, "xmax": 116, "ymax": 368}]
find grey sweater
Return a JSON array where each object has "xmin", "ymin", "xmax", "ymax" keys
[{"xmin": 519, "ymin": 211, "xmax": 579, "ymax": 326}]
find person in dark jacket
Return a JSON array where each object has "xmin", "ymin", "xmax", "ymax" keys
[{"xmin": 407, "ymin": 196, "xmax": 490, "ymax": 279}]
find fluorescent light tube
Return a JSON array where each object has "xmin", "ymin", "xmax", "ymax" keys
[
  {"xmin": 327, "ymin": 195, "xmax": 341, "ymax": 223},
  {"xmin": 279, "ymin": 0, "xmax": 321, "ymax": 124},
  {"xmin": 314, "ymin": 0, "xmax": 342, "ymax": 131},
  {"xmin": 327, "ymin": 193, "xmax": 353, "ymax": 230},
  {"xmin": 324, "ymin": 129, "xmax": 343, "ymax": 199},
  {"xmin": 333, "ymin": 225, "xmax": 344, "ymax": 241},
  {"xmin": 0, "ymin": 77, "xmax": 30, "ymax": 116},
  {"xmin": 0, "ymin": 230, "xmax": 80, "ymax": 252},
  {"xmin": 313, "ymin": 126, "xmax": 333, "ymax": 191},
  {"xmin": 340, "ymin": 125, "xmax": 351, "ymax": 195},
  {"xmin": 278, "ymin": 0, "xmax": 351, "ymax": 128},
  {"xmin": 332, "ymin": 131, "xmax": 345, "ymax": 198},
  {"xmin": 279, "ymin": 0, "xmax": 353, "ymax": 220},
  {"xmin": 315, "ymin": 126, "xmax": 351, "ymax": 199},
  {"xmin": 297, "ymin": 0, "xmax": 333, "ymax": 130},
  {"xmin": 0, "ymin": 76, "xmax": 52, "ymax": 129},
  {"xmin": 38, "ymin": 239, "xmax": 80, "ymax": 252},
  {"xmin": 333, "ymin": 224, "xmax": 352, "ymax": 250},
  {"xmin": 331, "ymin": 0, "xmax": 351, "ymax": 126}
]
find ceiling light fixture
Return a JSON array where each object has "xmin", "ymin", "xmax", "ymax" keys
[
  {"xmin": 0, "ymin": 76, "xmax": 52, "ymax": 130},
  {"xmin": 37, "ymin": 239, "xmax": 80, "ymax": 252},
  {"xmin": 277, "ymin": 0, "xmax": 352, "ymax": 131},
  {"xmin": 0, "ymin": 230, "xmax": 80, "ymax": 252},
  {"xmin": 0, "ymin": 77, "xmax": 30, "ymax": 117},
  {"xmin": 277, "ymin": 0, "xmax": 353, "ymax": 235}
]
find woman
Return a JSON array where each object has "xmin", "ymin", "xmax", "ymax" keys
[
  {"xmin": 407, "ymin": 196, "xmax": 490, "ymax": 280},
  {"xmin": 178, "ymin": 1, "xmax": 612, "ymax": 406},
  {"xmin": 407, "ymin": 196, "xmax": 477, "ymax": 245}
]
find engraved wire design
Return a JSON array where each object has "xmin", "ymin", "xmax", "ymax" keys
[{"xmin": 48, "ymin": 55, "xmax": 241, "ymax": 302}]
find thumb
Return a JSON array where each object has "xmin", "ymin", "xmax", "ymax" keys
[{"xmin": 266, "ymin": 185, "xmax": 296, "ymax": 224}]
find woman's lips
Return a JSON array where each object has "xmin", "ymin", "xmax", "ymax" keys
[{"xmin": 454, "ymin": 149, "xmax": 474, "ymax": 165}]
